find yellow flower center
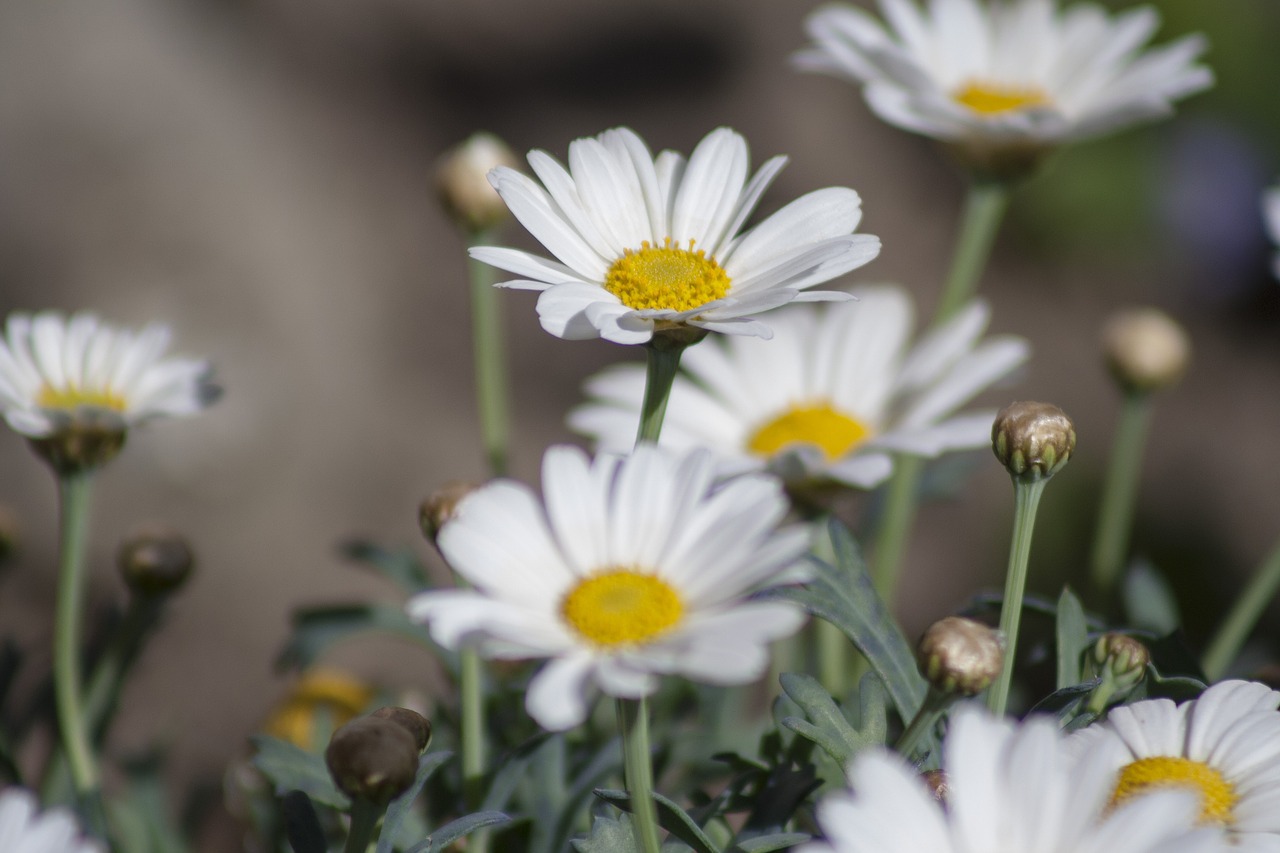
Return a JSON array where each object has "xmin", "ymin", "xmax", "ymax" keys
[
  {"xmin": 561, "ymin": 568, "xmax": 684, "ymax": 647},
  {"xmin": 603, "ymin": 239, "xmax": 731, "ymax": 312},
  {"xmin": 1110, "ymin": 756, "xmax": 1237, "ymax": 825},
  {"xmin": 747, "ymin": 403, "xmax": 871, "ymax": 462},
  {"xmin": 37, "ymin": 384, "xmax": 127, "ymax": 412},
  {"xmin": 953, "ymin": 81, "xmax": 1051, "ymax": 116}
]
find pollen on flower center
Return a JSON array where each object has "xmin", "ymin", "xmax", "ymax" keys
[
  {"xmin": 561, "ymin": 568, "xmax": 683, "ymax": 647},
  {"xmin": 747, "ymin": 403, "xmax": 871, "ymax": 462},
  {"xmin": 953, "ymin": 80, "xmax": 1051, "ymax": 116},
  {"xmin": 37, "ymin": 384, "xmax": 127, "ymax": 413},
  {"xmin": 603, "ymin": 238, "xmax": 731, "ymax": 312},
  {"xmin": 1110, "ymin": 756, "xmax": 1237, "ymax": 825}
]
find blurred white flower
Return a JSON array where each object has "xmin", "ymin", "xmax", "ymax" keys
[
  {"xmin": 0, "ymin": 311, "xmax": 218, "ymax": 439},
  {"xmin": 1070, "ymin": 679, "xmax": 1280, "ymax": 846},
  {"xmin": 798, "ymin": 706, "xmax": 1225, "ymax": 853},
  {"xmin": 407, "ymin": 444, "xmax": 808, "ymax": 731},
  {"xmin": 570, "ymin": 287, "xmax": 1028, "ymax": 489},
  {"xmin": 470, "ymin": 126, "xmax": 880, "ymax": 344},
  {"xmin": 1263, "ymin": 185, "xmax": 1280, "ymax": 280},
  {"xmin": 0, "ymin": 788, "xmax": 104, "ymax": 853}
]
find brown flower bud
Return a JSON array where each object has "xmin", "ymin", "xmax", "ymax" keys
[
  {"xmin": 1102, "ymin": 308, "xmax": 1191, "ymax": 393},
  {"xmin": 118, "ymin": 525, "xmax": 194, "ymax": 596},
  {"xmin": 991, "ymin": 401, "xmax": 1075, "ymax": 482},
  {"xmin": 435, "ymin": 133, "xmax": 519, "ymax": 233},
  {"xmin": 370, "ymin": 707, "xmax": 432, "ymax": 753},
  {"xmin": 917, "ymin": 616, "xmax": 1005, "ymax": 696},
  {"xmin": 921, "ymin": 769, "xmax": 949, "ymax": 804},
  {"xmin": 1093, "ymin": 632, "xmax": 1150, "ymax": 683},
  {"xmin": 325, "ymin": 717, "xmax": 420, "ymax": 803},
  {"xmin": 419, "ymin": 481, "xmax": 480, "ymax": 543}
]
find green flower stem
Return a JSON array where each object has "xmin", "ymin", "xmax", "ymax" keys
[
  {"xmin": 467, "ymin": 231, "xmax": 511, "ymax": 477},
  {"xmin": 52, "ymin": 472, "xmax": 103, "ymax": 824},
  {"xmin": 1089, "ymin": 392, "xmax": 1153, "ymax": 597},
  {"xmin": 635, "ymin": 336, "xmax": 690, "ymax": 445},
  {"xmin": 342, "ymin": 797, "xmax": 387, "ymax": 853},
  {"xmin": 933, "ymin": 180, "xmax": 1011, "ymax": 324},
  {"xmin": 894, "ymin": 688, "xmax": 951, "ymax": 759},
  {"xmin": 617, "ymin": 698, "xmax": 661, "ymax": 853},
  {"xmin": 459, "ymin": 646, "xmax": 485, "ymax": 802},
  {"xmin": 986, "ymin": 478, "xmax": 1048, "ymax": 716},
  {"xmin": 1202, "ymin": 538, "xmax": 1280, "ymax": 682},
  {"xmin": 870, "ymin": 454, "xmax": 924, "ymax": 607}
]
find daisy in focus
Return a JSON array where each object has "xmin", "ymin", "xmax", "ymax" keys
[
  {"xmin": 407, "ymin": 444, "xmax": 809, "ymax": 731},
  {"xmin": 1069, "ymin": 679, "xmax": 1280, "ymax": 846},
  {"xmin": 0, "ymin": 788, "xmax": 104, "ymax": 853},
  {"xmin": 798, "ymin": 705, "xmax": 1224, "ymax": 853},
  {"xmin": 796, "ymin": 0, "xmax": 1212, "ymax": 174},
  {"xmin": 0, "ymin": 311, "xmax": 218, "ymax": 444},
  {"xmin": 570, "ymin": 286, "xmax": 1028, "ymax": 489},
  {"xmin": 470, "ymin": 126, "xmax": 881, "ymax": 344}
]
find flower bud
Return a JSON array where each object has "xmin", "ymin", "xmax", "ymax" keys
[
  {"xmin": 435, "ymin": 133, "xmax": 519, "ymax": 233},
  {"xmin": 370, "ymin": 706, "xmax": 432, "ymax": 753},
  {"xmin": 28, "ymin": 411, "xmax": 127, "ymax": 475},
  {"xmin": 1102, "ymin": 308, "xmax": 1190, "ymax": 394},
  {"xmin": 118, "ymin": 525, "xmax": 194, "ymax": 596},
  {"xmin": 991, "ymin": 401, "xmax": 1075, "ymax": 482},
  {"xmin": 419, "ymin": 481, "xmax": 479, "ymax": 543},
  {"xmin": 917, "ymin": 616, "xmax": 1004, "ymax": 696},
  {"xmin": 921, "ymin": 769, "xmax": 949, "ymax": 804},
  {"xmin": 325, "ymin": 717, "xmax": 420, "ymax": 803},
  {"xmin": 1093, "ymin": 632, "xmax": 1150, "ymax": 686}
]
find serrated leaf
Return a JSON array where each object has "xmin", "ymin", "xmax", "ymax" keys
[
  {"xmin": 570, "ymin": 814, "xmax": 640, "ymax": 853},
  {"xmin": 760, "ymin": 519, "xmax": 925, "ymax": 721},
  {"xmin": 730, "ymin": 832, "xmax": 811, "ymax": 852},
  {"xmin": 406, "ymin": 811, "xmax": 511, "ymax": 853},
  {"xmin": 377, "ymin": 751, "xmax": 453, "ymax": 853},
  {"xmin": 341, "ymin": 539, "xmax": 430, "ymax": 593},
  {"xmin": 778, "ymin": 673, "xmax": 872, "ymax": 767},
  {"xmin": 1122, "ymin": 560, "xmax": 1181, "ymax": 634},
  {"xmin": 1028, "ymin": 681, "xmax": 1097, "ymax": 723},
  {"xmin": 250, "ymin": 735, "xmax": 346, "ymax": 810},
  {"xmin": 1055, "ymin": 587, "xmax": 1088, "ymax": 690},
  {"xmin": 275, "ymin": 604, "xmax": 437, "ymax": 672},
  {"xmin": 281, "ymin": 791, "xmax": 326, "ymax": 853},
  {"xmin": 594, "ymin": 789, "xmax": 720, "ymax": 853}
]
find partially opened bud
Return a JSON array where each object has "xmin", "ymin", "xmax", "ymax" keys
[
  {"xmin": 1093, "ymin": 632, "xmax": 1150, "ymax": 687},
  {"xmin": 118, "ymin": 525, "xmax": 194, "ymax": 595},
  {"xmin": 325, "ymin": 717, "xmax": 420, "ymax": 803},
  {"xmin": 1102, "ymin": 308, "xmax": 1190, "ymax": 394},
  {"xmin": 436, "ymin": 133, "xmax": 519, "ymax": 233},
  {"xmin": 992, "ymin": 401, "xmax": 1075, "ymax": 482},
  {"xmin": 419, "ymin": 481, "xmax": 480, "ymax": 544},
  {"xmin": 917, "ymin": 616, "xmax": 1004, "ymax": 696}
]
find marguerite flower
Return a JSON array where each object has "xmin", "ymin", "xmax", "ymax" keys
[
  {"xmin": 569, "ymin": 286, "xmax": 1028, "ymax": 489},
  {"xmin": 407, "ymin": 444, "xmax": 809, "ymax": 731},
  {"xmin": 798, "ymin": 705, "xmax": 1225, "ymax": 853},
  {"xmin": 0, "ymin": 788, "xmax": 104, "ymax": 853},
  {"xmin": 1069, "ymin": 679, "xmax": 1280, "ymax": 847},
  {"xmin": 470, "ymin": 126, "xmax": 881, "ymax": 344},
  {"xmin": 1263, "ymin": 185, "xmax": 1280, "ymax": 280},
  {"xmin": 796, "ymin": 0, "xmax": 1212, "ymax": 174}
]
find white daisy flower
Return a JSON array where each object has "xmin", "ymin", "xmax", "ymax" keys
[
  {"xmin": 407, "ymin": 444, "xmax": 809, "ymax": 731},
  {"xmin": 798, "ymin": 705, "xmax": 1225, "ymax": 853},
  {"xmin": 1263, "ymin": 186, "xmax": 1280, "ymax": 281},
  {"xmin": 569, "ymin": 286, "xmax": 1028, "ymax": 490},
  {"xmin": 0, "ymin": 311, "xmax": 218, "ymax": 439},
  {"xmin": 0, "ymin": 788, "xmax": 105, "ymax": 853},
  {"xmin": 1069, "ymin": 679, "xmax": 1280, "ymax": 847},
  {"xmin": 796, "ymin": 0, "xmax": 1212, "ymax": 169},
  {"xmin": 470, "ymin": 126, "xmax": 881, "ymax": 345}
]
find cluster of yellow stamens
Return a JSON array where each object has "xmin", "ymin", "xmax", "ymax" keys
[
  {"xmin": 1110, "ymin": 756, "xmax": 1237, "ymax": 825},
  {"xmin": 603, "ymin": 238, "xmax": 731, "ymax": 312},
  {"xmin": 37, "ymin": 384, "xmax": 127, "ymax": 412},
  {"xmin": 560, "ymin": 568, "xmax": 684, "ymax": 648},
  {"xmin": 953, "ymin": 80, "xmax": 1051, "ymax": 116},
  {"xmin": 747, "ymin": 403, "xmax": 871, "ymax": 462}
]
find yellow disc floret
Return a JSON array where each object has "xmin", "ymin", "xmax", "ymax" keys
[
  {"xmin": 604, "ymin": 238, "xmax": 730, "ymax": 312},
  {"xmin": 747, "ymin": 403, "xmax": 871, "ymax": 462},
  {"xmin": 1110, "ymin": 756, "xmax": 1237, "ymax": 825},
  {"xmin": 953, "ymin": 81, "xmax": 1051, "ymax": 116},
  {"xmin": 561, "ymin": 568, "xmax": 683, "ymax": 647},
  {"xmin": 37, "ymin": 384, "xmax": 127, "ymax": 412}
]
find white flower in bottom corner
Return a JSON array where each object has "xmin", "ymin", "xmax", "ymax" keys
[
  {"xmin": 0, "ymin": 788, "xmax": 104, "ymax": 853},
  {"xmin": 798, "ymin": 706, "xmax": 1226, "ymax": 853},
  {"xmin": 1263, "ymin": 186, "xmax": 1280, "ymax": 281},
  {"xmin": 407, "ymin": 444, "xmax": 809, "ymax": 731},
  {"xmin": 1069, "ymin": 679, "xmax": 1280, "ymax": 849},
  {"xmin": 570, "ymin": 286, "xmax": 1027, "ymax": 489}
]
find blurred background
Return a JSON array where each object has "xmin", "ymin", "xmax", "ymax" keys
[{"xmin": 1, "ymin": 0, "xmax": 1279, "ymax": 847}]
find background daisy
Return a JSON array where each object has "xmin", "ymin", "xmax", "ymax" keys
[{"xmin": 0, "ymin": 788, "xmax": 104, "ymax": 853}]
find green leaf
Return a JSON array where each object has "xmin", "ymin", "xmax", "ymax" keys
[
  {"xmin": 281, "ymin": 791, "xmax": 327, "ymax": 853},
  {"xmin": 275, "ymin": 604, "xmax": 438, "ymax": 672},
  {"xmin": 250, "ymin": 734, "xmax": 347, "ymax": 810},
  {"xmin": 730, "ymin": 832, "xmax": 811, "ymax": 852},
  {"xmin": 378, "ymin": 751, "xmax": 453, "ymax": 853},
  {"xmin": 594, "ymin": 789, "xmax": 720, "ymax": 853},
  {"xmin": 760, "ymin": 518, "xmax": 926, "ymax": 721},
  {"xmin": 341, "ymin": 539, "xmax": 430, "ymax": 593},
  {"xmin": 778, "ymin": 673, "xmax": 875, "ymax": 767},
  {"xmin": 1122, "ymin": 560, "xmax": 1181, "ymax": 634},
  {"xmin": 407, "ymin": 811, "xmax": 511, "ymax": 853},
  {"xmin": 543, "ymin": 737, "xmax": 623, "ymax": 853},
  {"xmin": 570, "ymin": 814, "xmax": 640, "ymax": 853},
  {"xmin": 1055, "ymin": 587, "xmax": 1089, "ymax": 690}
]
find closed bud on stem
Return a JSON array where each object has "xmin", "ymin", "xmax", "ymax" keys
[
  {"xmin": 29, "ymin": 412, "xmax": 127, "ymax": 475},
  {"xmin": 917, "ymin": 616, "xmax": 1005, "ymax": 696},
  {"xmin": 1102, "ymin": 308, "xmax": 1190, "ymax": 394},
  {"xmin": 325, "ymin": 717, "xmax": 420, "ymax": 804},
  {"xmin": 118, "ymin": 525, "xmax": 194, "ymax": 596},
  {"xmin": 1093, "ymin": 632, "xmax": 1150, "ymax": 687},
  {"xmin": 370, "ymin": 707, "xmax": 432, "ymax": 753},
  {"xmin": 419, "ymin": 481, "xmax": 480, "ymax": 544},
  {"xmin": 991, "ymin": 401, "xmax": 1075, "ymax": 482},
  {"xmin": 436, "ymin": 133, "xmax": 519, "ymax": 234}
]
